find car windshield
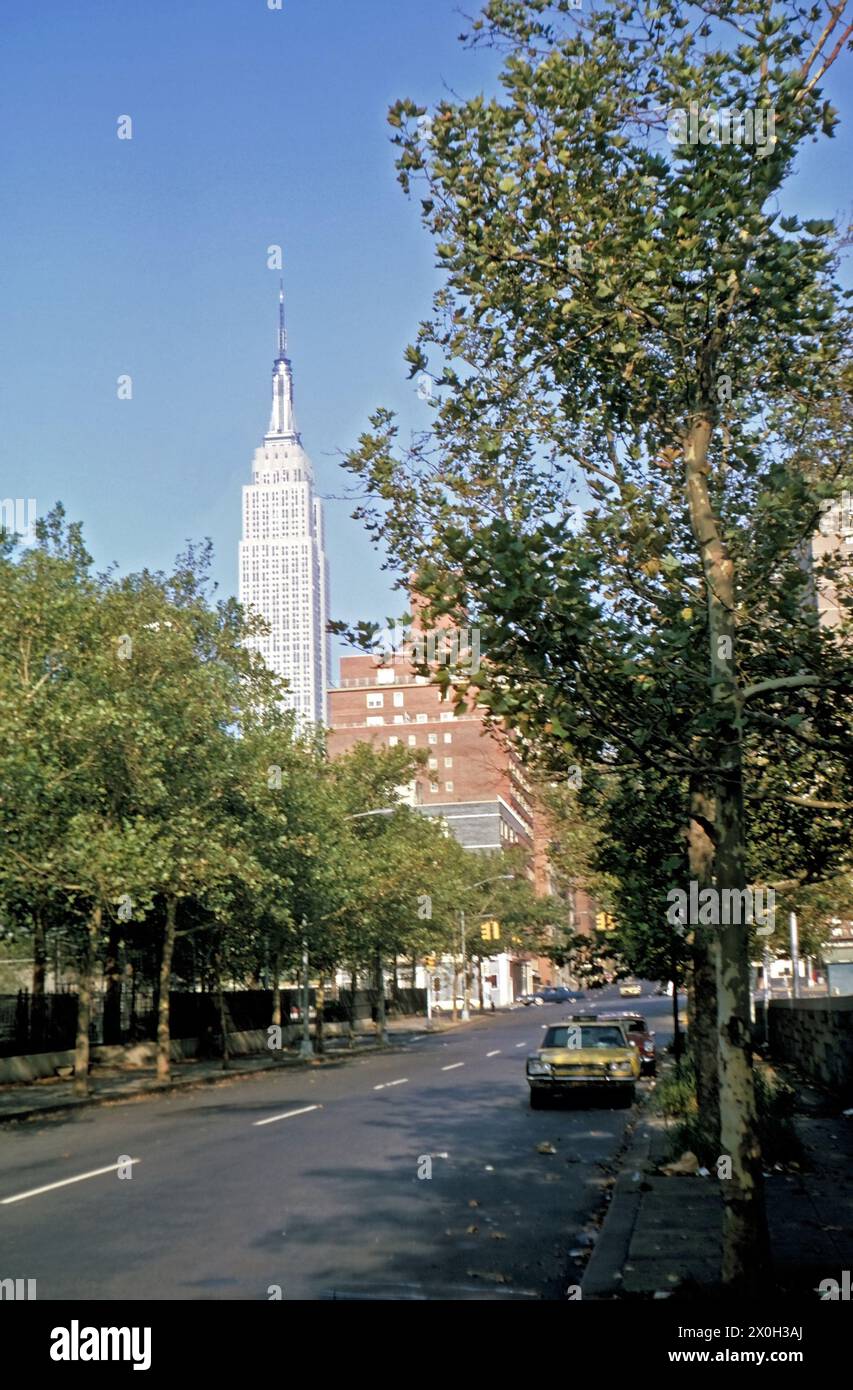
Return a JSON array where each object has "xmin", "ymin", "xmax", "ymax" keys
[
  {"xmin": 624, "ymin": 1017, "xmax": 646, "ymax": 1031},
  {"xmin": 544, "ymin": 1026, "xmax": 626, "ymax": 1049}
]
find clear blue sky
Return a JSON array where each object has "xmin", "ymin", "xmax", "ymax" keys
[{"xmin": 1, "ymin": 1, "xmax": 849, "ymax": 679}]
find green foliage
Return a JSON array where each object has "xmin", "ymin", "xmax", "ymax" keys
[
  {"xmin": 343, "ymin": 0, "xmax": 853, "ymax": 1001},
  {"xmin": 0, "ymin": 508, "xmax": 484, "ymax": 1007},
  {"xmin": 655, "ymin": 1054, "xmax": 802, "ymax": 1165}
]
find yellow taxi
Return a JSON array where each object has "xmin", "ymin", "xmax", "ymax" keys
[{"xmin": 526, "ymin": 1014, "xmax": 640, "ymax": 1109}]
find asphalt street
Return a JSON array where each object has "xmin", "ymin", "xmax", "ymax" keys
[{"xmin": 0, "ymin": 991, "xmax": 675, "ymax": 1300}]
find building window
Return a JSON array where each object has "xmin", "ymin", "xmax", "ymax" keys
[
  {"xmin": 443, "ymin": 733, "xmax": 452, "ymax": 744},
  {"xmin": 408, "ymin": 735, "xmax": 417, "ymax": 746},
  {"xmin": 445, "ymin": 781, "xmax": 454, "ymax": 793},
  {"xmin": 440, "ymin": 712, "xmax": 454, "ymax": 722},
  {"xmin": 366, "ymin": 693, "xmax": 383, "ymax": 709},
  {"xmin": 444, "ymin": 757, "xmax": 453, "ymax": 769},
  {"xmin": 428, "ymin": 758, "xmax": 438, "ymax": 770},
  {"xmin": 428, "ymin": 733, "xmax": 437, "ymax": 745},
  {"xmin": 365, "ymin": 715, "xmax": 383, "ymax": 726},
  {"xmin": 416, "ymin": 712, "xmax": 428, "ymax": 723},
  {"xmin": 393, "ymin": 691, "xmax": 404, "ymax": 708},
  {"xmin": 430, "ymin": 781, "xmax": 439, "ymax": 794},
  {"xmin": 388, "ymin": 736, "xmax": 399, "ymax": 747}
]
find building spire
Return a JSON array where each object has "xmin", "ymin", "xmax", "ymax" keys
[
  {"xmin": 268, "ymin": 278, "xmax": 299, "ymax": 440},
  {"xmin": 277, "ymin": 277, "xmax": 287, "ymax": 359}
]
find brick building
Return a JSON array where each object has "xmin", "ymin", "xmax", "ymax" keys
[
  {"xmin": 327, "ymin": 647, "xmax": 566, "ymax": 1000},
  {"xmin": 327, "ymin": 650, "xmax": 535, "ymax": 851}
]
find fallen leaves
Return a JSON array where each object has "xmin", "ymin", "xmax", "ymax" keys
[{"xmin": 661, "ymin": 1150, "xmax": 699, "ymax": 1176}]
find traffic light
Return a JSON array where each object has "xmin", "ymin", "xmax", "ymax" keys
[
  {"xmin": 480, "ymin": 919, "xmax": 501, "ymax": 942},
  {"xmin": 424, "ymin": 955, "xmax": 436, "ymax": 968},
  {"xmin": 595, "ymin": 912, "xmax": 617, "ymax": 932}
]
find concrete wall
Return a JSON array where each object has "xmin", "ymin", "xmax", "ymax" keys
[
  {"xmin": 0, "ymin": 1020, "xmax": 374, "ymax": 1085},
  {"xmin": 758, "ymin": 996, "xmax": 853, "ymax": 1098}
]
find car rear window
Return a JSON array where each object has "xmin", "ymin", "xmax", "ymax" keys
[{"xmin": 544, "ymin": 1026, "xmax": 626, "ymax": 1049}]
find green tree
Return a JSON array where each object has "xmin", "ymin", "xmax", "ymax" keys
[{"xmin": 342, "ymin": 0, "xmax": 853, "ymax": 1286}]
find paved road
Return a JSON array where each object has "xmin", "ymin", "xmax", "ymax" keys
[{"xmin": 0, "ymin": 992, "xmax": 675, "ymax": 1300}]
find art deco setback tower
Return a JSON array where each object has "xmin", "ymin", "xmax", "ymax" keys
[{"xmin": 239, "ymin": 286, "xmax": 330, "ymax": 725}]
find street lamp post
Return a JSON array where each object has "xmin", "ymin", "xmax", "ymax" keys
[
  {"xmin": 460, "ymin": 909, "xmax": 468, "ymax": 1021},
  {"xmin": 459, "ymin": 874, "xmax": 514, "ymax": 1021}
]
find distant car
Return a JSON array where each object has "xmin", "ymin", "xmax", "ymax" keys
[
  {"xmin": 619, "ymin": 981, "xmax": 642, "ymax": 997},
  {"xmin": 432, "ymin": 997, "xmax": 482, "ymax": 1014},
  {"xmin": 601, "ymin": 1012, "xmax": 656, "ymax": 1075},
  {"xmin": 518, "ymin": 993, "xmax": 544, "ymax": 1006},
  {"xmin": 534, "ymin": 986, "xmax": 576, "ymax": 1004},
  {"xmin": 526, "ymin": 1015, "xmax": 639, "ymax": 1108}
]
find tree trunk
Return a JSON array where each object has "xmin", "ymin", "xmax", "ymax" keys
[
  {"xmin": 271, "ymin": 952, "xmax": 281, "ymax": 1028},
  {"xmin": 410, "ymin": 955, "xmax": 417, "ymax": 989},
  {"xmin": 688, "ymin": 776, "xmax": 721, "ymax": 1158},
  {"xmin": 315, "ymin": 975, "xmax": 325, "ymax": 1055},
  {"xmin": 478, "ymin": 958, "xmax": 485, "ymax": 1013},
  {"xmin": 350, "ymin": 963, "xmax": 358, "ymax": 1025},
  {"xmin": 73, "ymin": 906, "xmax": 101, "ymax": 1097},
  {"xmin": 216, "ymin": 949, "xmax": 230, "ymax": 1069},
  {"xmin": 103, "ymin": 918, "xmax": 123, "ymax": 1046},
  {"xmin": 715, "ymin": 763, "xmax": 769, "ymax": 1288},
  {"xmin": 32, "ymin": 906, "xmax": 47, "ymax": 1050},
  {"xmin": 156, "ymin": 895, "xmax": 177, "ymax": 1082},
  {"xmin": 685, "ymin": 414, "xmax": 768, "ymax": 1290},
  {"xmin": 374, "ymin": 950, "xmax": 386, "ymax": 1045}
]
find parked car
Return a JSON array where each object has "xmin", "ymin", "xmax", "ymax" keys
[
  {"xmin": 619, "ymin": 980, "xmax": 642, "ymax": 997},
  {"xmin": 518, "ymin": 992, "xmax": 544, "ymax": 1006},
  {"xmin": 525, "ymin": 1015, "xmax": 639, "ymax": 1108},
  {"xmin": 601, "ymin": 1012, "xmax": 656, "ymax": 1075},
  {"xmin": 432, "ymin": 997, "xmax": 484, "ymax": 1014}
]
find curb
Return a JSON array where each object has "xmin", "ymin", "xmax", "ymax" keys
[{"xmin": 582, "ymin": 1115, "xmax": 652, "ymax": 1299}]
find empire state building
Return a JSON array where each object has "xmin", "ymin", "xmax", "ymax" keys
[{"xmin": 239, "ymin": 286, "xmax": 330, "ymax": 725}]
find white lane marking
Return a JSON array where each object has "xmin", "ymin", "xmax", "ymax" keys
[
  {"xmin": 486, "ymin": 1050, "xmax": 501, "ymax": 1057},
  {"xmin": 374, "ymin": 1078, "xmax": 408, "ymax": 1090},
  {"xmin": 441, "ymin": 1062, "xmax": 465, "ymax": 1072},
  {"xmin": 254, "ymin": 1104, "xmax": 322, "ymax": 1128},
  {"xmin": 515, "ymin": 1042, "xmax": 527, "ymax": 1048},
  {"xmin": 1, "ymin": 1159, "xmax": 142, "ymax": 1205}
]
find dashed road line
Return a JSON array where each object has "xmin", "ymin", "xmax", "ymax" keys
[
  {"xmin": 254, "ymin": 1104, "xmax": 322, "ymax": 1128},
  {"xmin": 1, "ymin": 1159, "xmax": 142, "ymax": 1205},
  {"xmin": 441, "ymin": 1063, "xmax": 465, "ymax": 1072},
  {"xmin": 374, "ymin": 1078, "xmax": 408, "ymax": 1090},
  {"xmin": 486, "ymin": 1050, "xmax": 501, "ymax": 1057}
]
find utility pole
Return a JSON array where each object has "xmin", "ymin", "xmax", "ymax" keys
[{"xmin": 790, "ymin": 912, "xmax": 800, "ymax": 1001}]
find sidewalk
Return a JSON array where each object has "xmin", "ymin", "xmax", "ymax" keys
[
  {"xmin": 0, "ymin": 1013, "xmax": 472, "ymax": 1125},
  {"xmin": 583, "ymin": 1064, "xmax": 853, "ymax": 1299}
]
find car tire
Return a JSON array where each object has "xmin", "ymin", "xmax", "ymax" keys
[
  {"xmin": 529, "ymin": 1089, "xmax": 548, "ymax": 1110},
  {"xmin": 617, "ymin": 1086, "xmax": 635, "ymax": 1108}
]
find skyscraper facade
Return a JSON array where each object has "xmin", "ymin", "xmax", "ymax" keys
[{"xmin": 239, "ymin": 287, "xmax": 330, "ymax": 726}]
